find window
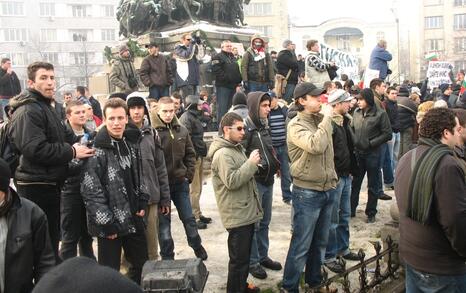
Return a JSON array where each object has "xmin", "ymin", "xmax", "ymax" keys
[
  {"xmin": 455, "ymin": 37, "xmax": 466, "ymax": 52},
  {"xmin": 39, "ymin": 3, "xmax": 55, "ymax": 16},
  {"xmin": 43, "ymin": 52, "xmax": 59, "ymax": 64},
  {"xmin": 454, "ymin": 0, "xmax": 466, "ymax": 6},
  {"xmin": 70, "ymin": 29, "xmax": 91, "ymax": 41},
  {"xmin": 101, "ymin": 29, "xmax": 115, "ymax": 41},
  {"xmin": 425, "ymin": 16, "xmax": 443, "ymax": 29},
  {"xmin": 244, "ymin": 3, "xmax": 272, "ymax": 16},
  {"xmin": 376, "ymin": 31, "xmax": 385, "ymax": 41},
  {"xmin": 1, "ymin": 1, "xmax": 24, "ymax": 16},
  {"xmin": 71, "ymin": 52, "xmax": 86, "ymax": 65},
  {"xmin": 71, "ymin": 5, "xmax": 89, "ymax": 17},
  {"xmin": 426, "ymin": 39, "xmax": 444, "ymax": 51},
  {"xmin": 1, "ymin": 28, "xmax": 28, "ymax": 41},
  {"xmin": 3, "ymin": 52, "xmax": 27, "ymax": 65},
  {"xmin": 454, "ymin": 14, "xmax": 466, "ymax": 29},
  {"xmin": 250, "ymin": 26, "xmax": 272, "ymax": 37},
  {"xmin": 337, "ymin": 35, "xmax": 350, "ymax": 51},
  {"xmin": 455, "ymin": 60, "xmax": 466, "ymax": 71},
  {"xmin": 40, "ymin": 29, "xmax": 57, "ymax": 42},
  {"xmin": 101, "ymin": 5, "xmax": 114, "ymax": 17}
]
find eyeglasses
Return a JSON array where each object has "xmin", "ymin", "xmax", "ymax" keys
[{"xmin": 228, "ymin": 126, "xmax": 245, "ymax": 131}]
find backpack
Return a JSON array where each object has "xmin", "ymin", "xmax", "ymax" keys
[{"xmin": 0, "ymin": 122, "xmax": 19, "ymax": 175}]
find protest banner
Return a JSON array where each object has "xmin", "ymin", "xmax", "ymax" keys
[
  {"xmin": 426, "ymin": 61, "xmax": 453, "ymax": 89},
  {"xmin": 320, "ymin": 43, "xmax": 360, "ymax": 82}
]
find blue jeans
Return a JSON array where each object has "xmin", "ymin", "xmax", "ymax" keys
[
  {"xmin": 282, "ymin": 186, "xmax": 336, "ymax": 291},
  {"xmin": 405, "ymin": 264, "xmax": 466, "ymax": 293},
  {"xmin": 325, "ymin": 176, "xmax": 352, "ymax": 262},
  {"xmin": 248, "ymin": 81, "xmax": 268, "ymax": 93},
  {"xmin": 389, "ymin": 132, "xmax": 400, "ymax": 171},
  {"xmin": 275, "ymin": 145, "xmax": 292, "ymax": 202},
  {"xmin": 216, "ymin": 86, "xmax": 236, "ymax": 123},
  {"xmin": 380, "ymin": 143, "xmax": 394, "ymax": 186},
  {"xmin": 351, "ymin": 148, "xmax": 382, "ymax": 217},
  {"xmin": 283, "ymin": 83, "xmax": 296, "ymax": 104},
  {"xmin": 149, "ymin": 85, "xmax": 169, "ymax": 100},
  {"xmin": 158, "ymin": 180, "xmax": 202, "ymax": 259},
  {"xmin": 250, "ymin": 181, "xmax": 273, "ymax": 265}
]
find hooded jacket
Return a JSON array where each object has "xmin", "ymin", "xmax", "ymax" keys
[
  {"xmin": 207, "ymin": 137, "xmax": 263, "ymax": 229},
  {"xmin": 179, "ymin": 107, "xmax": 207, "ymax": 158},
  {"xmin": 287, "ymin": 111, "xmax": 337, "ymax": 191},
  {"xmin": 8, "ymin": 89, "xmax": 76, "ymax": 183},
  {"xmin": 397, "ymin": 96, "xmax": 417, "ymax": 132},
  {"xmin": 139, "ymin": 53, "xmax": 173, "ymax": 88},
  {"xmin": 0, "ymin": 68, "xmax": 21, "ymax": 98},
  {"xmin": 243, "ymin": 92, "xmax": 279, "ymax": 186},
  {"xmin": 150, "ymin": 112, "xmax": 196, "ymax": 184},
  {"xmin": 3, "ymin": 189, "xmax": 55, "ymax": 293},
  {"xmin": 80, "ymin": 125, "xmax": 149, "ymax": 238},
  {"xmin": 241, "ymin": 37, "xmax": 274, "ymax": 83},
  {"xmin": 109, "ymin": 56, "xmax": 141, "ymax": 93}
]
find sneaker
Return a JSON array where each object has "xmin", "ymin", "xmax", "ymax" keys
[
  {"xmin": 342, "ymin": 251, "xmax": 360, "ymax": 261},
  {"xmin": 196, "ymin": 220, "xmax": 207, "ymax": 229},
  {"xmin": 249, "ymin": 264, "xmax": 267, "ymax": 279},
  {"xmin": 379, "ymin": 193, "xmax": 392, "ymax": 200},
  {"xmin": 199, "ymin": 215, "xmax": 212, "ymax": 224},
  {"xmin": 245, "ymin": 283, "xmax": 260, "ymax": 293},
  {"xmin": 324, "ymin": 260, "xmax": 344, "ymax": 273},
  {"xmin": 194, "ymin": 245, "xmax": 208, "ymax": 260},
  {"xmin": 367, "ymin": 216, "xmax": 376, "ymax": 223},
  {"xmin": 260, "ymin": 257, "xmax": 282, "ymax": 270}
]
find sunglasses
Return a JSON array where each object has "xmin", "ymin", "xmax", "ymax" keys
[
  {"xmin": 228, "ymin": 126, "xmax": 245, "ymax": 131},
  {"xmin": 186, "ymin": 38, "xmax": 192, "ymax": 41}
]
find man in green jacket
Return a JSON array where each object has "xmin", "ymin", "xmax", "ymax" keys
[{"xmin": 208, "ymin": 112, "xmax": 263, "ymax": 293}]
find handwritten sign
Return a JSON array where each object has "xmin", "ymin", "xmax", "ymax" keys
[
  {"xmin": 320, "ymin": 43, "xmax": 360, "ymax": 82},
  {"xmin": 426, "ymin": 61, "xmax": 453, "ymax": 89}
]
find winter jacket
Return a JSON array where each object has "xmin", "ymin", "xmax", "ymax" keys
[
  {"xmin": 395, "ymin": 144, "xmax": 466, "ymax": 275},
  {"xmin": 212, "ymin": 50, "xmax": 242, "ymax": 88},
  {"xmin": 369, "ymin": 46, "xmax": 392, "ymax": 80},
  {"xmin": 287, "ymin": 111, "xmax": 337, "ymax": 191},
  {"xmin": 276, "ymin": 49, "xmax": 299, "ymax": 85},
  {"xmin": 243, "ymin": 92, "xmax": 280, "ymax": 186},
  {"xmin": 241, "ymin": 39, "xmax": 274, "ymax": 83},
  {"xmin": 139, "ymin": 54, "xmax": 173, "ymax": 88},
  {"xmin": 208, "ymin": 137, "xmax": 263, "ymax": 229},
  {"xmin": 4, "ymin": 189, "xmax": 55, "ymax": 293},
  {"xmin": 331, "ymin": 114, "xmax": 354, "ymax": 178},
  {"xmin": 229, "ymin": 104, "xmax": 248, "ymax": 120},
  {"xmin": 397, "ymin": 96, "xmax": 417, "ymax": 132},
  {"xmin": 383, "ymin": 99, "xmax": 400, "ymax": 133},
  {"xmin": 138, "ymin": 124, "xmax": 170, "ymax": 207},
  {"xmin": 89, "ymin": 96, "xmax": 103, "ymax": 120},
  {"xmin": 53, "ymin": 101, "xmax": 66, "ymax": 121},
  {"xmin": 80, "ymin": 125, "xmax": 149, "ymax": 238},
  {"xmin": 350, "ymin": 105, "xmax": 392, "ymax": 153},
  {"xmin": 109, "ymin": 56, "xmax": 141, "ymax": 93},
  {"xmin": 0, "ymin": 69, "xmax": 21, "ymax": 97},
  {"xmin": 8, "ymin": 89, "xmax": 76, "ymax": 183},
  {"xmin": 305, "ymin": 51, "xmax": 330, "ymax": 88},
  {"xmin": 179, "ymin": 108, "xmax": 207, "ymax": 158},
  {"xmin": 150, "ymin": 113, "xmax": 196, "ymax": 184},
  {"xmin": 174, "ymin": 43, "xmax": 200, "ymax": 87}
]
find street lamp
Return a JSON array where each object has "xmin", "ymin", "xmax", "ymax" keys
[{"xmin": 391, "ymin": 6, "xmax": 401, "ymax": 84}]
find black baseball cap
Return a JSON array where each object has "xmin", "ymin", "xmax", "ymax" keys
[{"xmin": 293, "ymin": 82, "xmax": 325, "ymax": 99}]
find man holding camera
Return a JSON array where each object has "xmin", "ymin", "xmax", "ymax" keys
[
  {"xmin": 174, "ymin": 33, "xmax": 201, "ymax": 98},
  {"xmin": 110, "ymin": 44, "xmax": 141, "ymax": 94}
]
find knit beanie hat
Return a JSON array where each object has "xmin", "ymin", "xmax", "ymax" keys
[
  {"xmin": 438, "ymin": 83, "xmax": 450, "ymax": 93},
  {"xmin": 32, "ymin": 257, "xmax": 143, "ymax": 293},
  {"xmin": 0, "ymin": 159, "xmax": 10, "ymax": 194},
  {"xmin": 359, "ymin": 88, "xmax": 375, "ymax": 107},
  {"xmin": 126, "ymin": 96, "xmax": 146, "ymax": 108},
  {"xmin": 232, "ymin": 92, "xmax": 247, "ymax": 106}
]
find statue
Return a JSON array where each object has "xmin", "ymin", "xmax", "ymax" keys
[{"xmin": 116, "ymin": 0, "xmax": 251, "ymax": 37}]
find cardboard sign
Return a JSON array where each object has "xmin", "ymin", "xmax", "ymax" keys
[
  {"xmin": 426, "ymin": 61, "xmax": 453, "ymax": 89},
  {"xmin": 320, "ymin": 43, "xmax": 360, "ymax": 82}
]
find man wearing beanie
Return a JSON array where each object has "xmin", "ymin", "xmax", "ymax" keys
[
  {"xmin": 109, "ymin": 44, "xmax": 141, "ymax": 94},
  {"xmin": 0, "ymin": 158, "xmax": 55, "ymax": 293},
  {"xmin": 243, "ymin": 91, "xmax": 281, "ymax": 279},
  {"xmin": 439, "ymin": 83, "xmax": 453, "ymax": 108},
  {"xmin": 350, "ymin": 88, "xmax": 392, "ymax": 223},
  {"xmin": 230, "ymin": 91, "xmax": 248, "ymax": 119},
  {"xmin": 127, "ymin": 93, "xmax": 171, "ymax": 260},
  {"xmin": 276, "ymin": 39, "xmax": 299, "ymax": 103}
]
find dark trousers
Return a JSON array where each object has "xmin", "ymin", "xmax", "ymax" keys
[
  {"xmin": 226, "ymin": 223, "xmax": 254, "ymax": 293},
  {"xmin": 17, "ymin": 184, "xmax": 61, "ymax": 262},
  {"xmin": 351, "ymin": 148, "xmax": 383, "ymax": 217},
  {"xmin": 216, "ymin": 86, "xmax": 236, "ymax": 123},
  {"xmin": 59, "ymin": 191, "xmax": 95, "ymax": 260},
  {"xmin": 97, "ymin": 217, "xmax": 148, "ymax": 284}
]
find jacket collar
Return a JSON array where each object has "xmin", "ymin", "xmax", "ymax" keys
[
  {"xmin": 151, "ymin": 112, "xmax": 181, "ymax": 130},
  {"xmin": 297, "ymin": 111, "xmax": 323, "ymax": 126},
  {"xmin": 93, "ymin": 123, "xmax": 140, "ymax": 149}
]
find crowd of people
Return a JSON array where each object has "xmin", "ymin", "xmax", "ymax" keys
[{"xmin": 0, "ymin": 31, "xmax": 465, "ymax": 293}]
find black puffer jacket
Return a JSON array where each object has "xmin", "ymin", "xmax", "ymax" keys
[
  {"xmin": 397, "ymin": 96, "xmax": 417, "ymax": 132},
  {"xmin": 212, "ymin": 50, "xmax": 242, "ymax": 88},
  {"xmin": 4, "ymin": 189, "xmax": 55, "ymax": 293},
  {"xmin": 350, "ymin": 105, "xmax": 392, "ymax": 153},
  {"xmin": 8, "ymin": 89, "xmax": 76, "ymax": 183},
  {"xmin": 0, "ymin": 68, "xmax": 21, "ymax": 97},
  {"xmin": 150, "ymin": 113, "xmax": 196, "ymax": 184},
  {"xmin": 179, "ymin": 108, "xmax": 207, "ymax": 158},
  {"xmin": 80, "ymin": 125, "xmax": 149, "ymax": 238},
  {"xmin": 276, "ymin": 49, "xmax": 299, "ymax": 84},
  {"xmin": 243, "ymin": 92, "xmax": 279, "ymax": 186}
]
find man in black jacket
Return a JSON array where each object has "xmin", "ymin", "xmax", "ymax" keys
[
  {"xmin": 243, "ymin": 91, "xmax": 281, "ymax": 279},
  {"xmin": 0, "ymin": 158, "xmax": 55, "ymax": 293},
  {"xmin": 212, "ymin": 40, "xmax": 242, "ymax": 123},
  {"xmin": 8, "ymin": 62, "xmax": 95, "ymax": 260},
  {"xmin": 276, "ymin": 40, "xmax": 299, "ymax": 104},
  {"xmin": 350, "ymin": 89, "xmax": 392, "ymax": 223},
  {"xmin": 179, "ymin": 95, "xmax": 211, "ymax": 229},
  {"xmin": 0, "ymin": 58, "xmax": 21, "ymax": 122}
]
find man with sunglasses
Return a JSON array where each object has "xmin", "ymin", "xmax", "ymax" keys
[{"xmin": 208, "ymin": 112, "xmax": 263, "ymax": 293}]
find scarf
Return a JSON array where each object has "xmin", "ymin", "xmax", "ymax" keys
[{"xmin": 406, "ymin": 137, "xmax": 454, "ymax": 224}]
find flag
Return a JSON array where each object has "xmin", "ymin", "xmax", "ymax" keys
[{"xmin": 425, "ymin": 52, "xmax": 439, "ymax": 61}]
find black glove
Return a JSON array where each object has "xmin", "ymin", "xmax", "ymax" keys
[{"xmin": 387, "ymin": 68, "xmax": 392, "ymax": 75}]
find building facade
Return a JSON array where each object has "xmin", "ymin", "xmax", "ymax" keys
[{"xmin": 0, "ymin": 0, "xmax": 120, "ymax": 92}]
